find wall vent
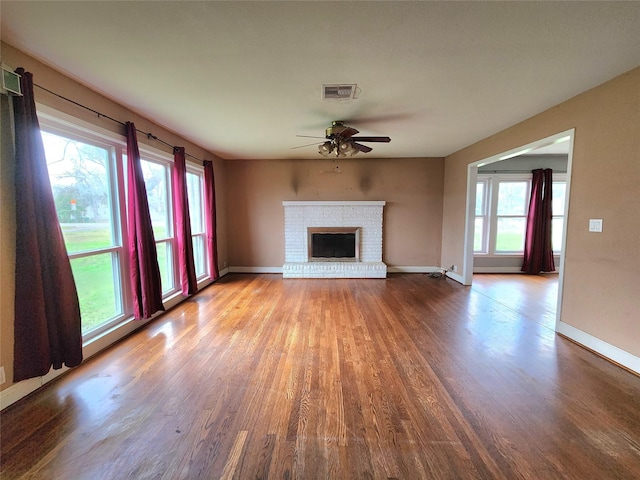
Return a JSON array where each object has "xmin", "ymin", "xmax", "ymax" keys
[
  {"xmin": 1, "ymin": 66, "xmax": 22, "ymax": 96},
  {"xmin": 322, "ymin": 84, "xmax": 358, "ymax": 100}
]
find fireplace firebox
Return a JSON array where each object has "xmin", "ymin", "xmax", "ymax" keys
[{"xmin": 308, "ymin": 227, "xmax": 359, "ymax": 262}]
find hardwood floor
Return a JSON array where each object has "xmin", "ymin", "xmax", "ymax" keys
[{"xmin": 2, "ymin": 273, "xmax": 639, "ymax": 479}]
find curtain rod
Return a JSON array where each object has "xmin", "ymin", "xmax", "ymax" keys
[{"xmin": 33, "ymin": 83, "xmax": 207, "ymax": 164}]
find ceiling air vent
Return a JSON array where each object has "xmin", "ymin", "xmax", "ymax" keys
[{"xmin": 322, "ymin": 84, "xmax": 358, "ymax": 100}]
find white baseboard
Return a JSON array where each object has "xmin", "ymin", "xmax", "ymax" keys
[
  {"xmin": 387, "ymin": 266, "xmax": 440, "ymax": 273},
  {"xmin": 1, "ymin": 377, "xmax": 41, "ymax": 410},
  {"xmin": 473, "ymin": 266, "xmax": 525, "ymax": 273},
  {"xmin": 445, "ymin": 271, "xmax": 464, "ymax": 284},
  {"xmin": 229, "ymin": 265, "xmax": 459, "ymax": 276},
  {"xmin": 0, "ymin": 363, "xmax": 74, "ymax": 409},
  {"xmin": 1, "ymin": 315, "xmax": 162, "ymax": 411},
  {"xmin": 385, "ymin": 266, "xmax": 465, "ymax": 284},
  {"xmin": 229, "ymin": 266, "xmax": 283, "ymax": 274},
  {"xmin": 225, "ymin": 265, "xmax": 466, "ymax": 283},
  {"xmin": 557, "ymin": 321, "xmax": 639, "ymax": 375},
  {"xmin": 473, "ymin": 267, "xmax": 561, "ymax": 274}
]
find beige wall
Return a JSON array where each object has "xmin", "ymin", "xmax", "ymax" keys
[
  {"xmin": 225, "ymin": 157, "xmax": 444, "ymax": 268},
  {"xmin": 442, "ymin": 67, "xmax": 640, "ymax": 357},
  {"xmin": 0, "ymin": 43, "xmax": 228, "ymax": 392}
]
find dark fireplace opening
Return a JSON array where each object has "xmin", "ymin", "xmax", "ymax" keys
[
  {"xmin": 312, "ymin": 233, "xmax": 355, "ymax": 258},
  {"xmin": 308, "ymin": 227, "xmax": 360, "ymax": 261}
]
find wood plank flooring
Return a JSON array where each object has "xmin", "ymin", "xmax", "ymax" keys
[{"xmin": 1, "ymin": 273, "xmax": 639, "ymax": 479}]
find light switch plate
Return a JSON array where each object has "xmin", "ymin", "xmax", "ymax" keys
[{"xmin": 589, "ymin": 219, "xmax": 603, "ymax": 232}]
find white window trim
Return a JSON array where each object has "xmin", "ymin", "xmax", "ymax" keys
[
  {"xmin": 474, "ymin": 178, "xmax": 490, "ymax": 253},
  {"xmin": 39, "ymin": 114, "xmax": 131, "ymax": 339},
  {"xmin": 136, "ymin": 154, "xmax": 178, "ymax": 296},
  {"xmin": 475, "ymin": 172, "xmax": 566, "ymax": 257},
  {"xmin": 185, "ymin": 164, "xmax": 208, "ymax": 279}
]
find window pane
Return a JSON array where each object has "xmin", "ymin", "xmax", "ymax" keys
[
  {"xmin": 186, "ymin": 172, "xmax": 203, "ymax": 233},
  {"xmin": 70, "ymin": 252, "xmax": 120, "ymax": 335},
  {"xmin": 552, "ymin": 218, "xmax": 564, "ymax": 252},
  {"xmin": 156, "ymin": 241, "xmax": 173, "ymax": 294},
  {"xmin": 42, "ymin": 131, "xmax": 114, "ymax": 253},
  {"xmin": 474, "ymin": 218, "xmax": 484, "ymax": 252},
  {"xmin": 187, "ymin": 172, "xmax": 206, "ymax": 278},
  {"xmin": 497, "ymin": 182, "xmax": 528, "ymax": 216},
  {"xmin": 141, "ymin": 159, "xmax": 170, "ymax": 240},
  {"xmin": 192, "ymin": 235, "xmax": 206, "ymax": 277},
  {"xmin": 475, "ymin": 182, "xmax": 485, "ymax": 216},
  {"xmin": 496, "ymin": 218, "xmax": 526, "ymax": 252},
  {"xmin": 552, "ymin": 182, "xmax": 566, "ymax": 215}
]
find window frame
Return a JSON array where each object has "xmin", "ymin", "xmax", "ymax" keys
[
  {"xmin": 492, "ymin": 176, "xmax": 531, "ymax": 254},
  {"xmin": 475, "ymin": 172, "xmax": 566, "ymax": 257},
  {"xmin": 474, "ymin": 178, "xmax": 490, "ymax": 254},
  {"xmin": 551, "ymin": 174, "xmax": 567, "ymax": 253},
  {"xmin": 39, "ymin": 115, "xmax": 131, "ymax": 339},
  {"xmin": 136, "ymin": 150, "xmax": 178, "ymax": 297},
  {"xmin": 185, "ymin": 164, "xmax": 208, "ymax": 279}
]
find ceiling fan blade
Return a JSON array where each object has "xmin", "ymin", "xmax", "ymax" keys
[
  {"xmin": 340, "ymin": 127, "xmax": 359, "ymax": 139},
  {"xmin": 291, "ymin": 141, "xmax": 324, "ymax": 149},
  {"xmin": 296, "ymin": 135, "xmax": 326, "ymax": 139},
  {"xmin": 352, "ymin": 142, "xmax": 373, "ymax": 153},
  {"xmin": 350, "ymin": 136, "xmax": 391, "ymax": 143}
]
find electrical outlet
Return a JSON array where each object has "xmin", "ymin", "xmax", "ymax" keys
[
  {"xmin": 451, "ymin": 265, "xmax": 457, "ymax": 272},
  {"xmin": 0, "ymin": 366, "xmax": 6, "ymax": 385}
]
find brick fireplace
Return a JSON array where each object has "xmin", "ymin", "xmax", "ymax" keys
[{"xmin": 282, "ymin": 201, "xmax": 387, "ymax": 278}]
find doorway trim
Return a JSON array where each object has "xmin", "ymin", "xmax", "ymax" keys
[{"xmin": 462, "ymin": 129, "xmax": 575, "ymax": 331}]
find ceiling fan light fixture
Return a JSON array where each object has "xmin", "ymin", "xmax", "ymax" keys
[
  {"xmin": 303, "ymin": 121, "xmax": 390, "ymax": 157},
  {"xmin": 338, "ymin": 140, "xmax": 358, "ymax": 156},
  {"xmin": 318, "ymin": 141, "xmax": 334, "ymax": 156}
]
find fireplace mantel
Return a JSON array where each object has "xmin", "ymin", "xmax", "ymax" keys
[
  {"xmin": 282, "ymin": 201, "xmax": 386, "ymax": 278},
  {"xmin": 282, "ymin": 201, "xmax": 386, "ymax": 207}
]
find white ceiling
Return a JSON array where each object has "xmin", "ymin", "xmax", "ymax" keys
[{"xmin": 2, "ymin": 1, "xmax": 639, "ymax": 160}]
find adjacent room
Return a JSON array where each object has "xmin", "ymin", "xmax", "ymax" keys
[{"xmin": 1, "ymin": 2, "xmax": 639, "ymax": 478}]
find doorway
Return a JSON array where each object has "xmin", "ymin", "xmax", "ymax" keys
[{"xmin": 462, "ymin": 130, "xmax": 575, "ymax": 331}]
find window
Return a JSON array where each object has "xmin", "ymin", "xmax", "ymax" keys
[
  {"xmin": 475, "ymin": 173, "xmax": 566, "ymax": 256},
  {"xmin": 474, "ymin": 179, "xmax": 488, "ymax": 252},
  {"xmin": 495, "ymin": 181, "xmax": 529, "ymax": 253},
  {"xmin": 140, "ymin": 157, "xmax": 175, "ymax": 295},
  {"xmin": 122, "ymin": 152, "xmax": 177, "ymax": 296},
  {"xmin": 42, "ymin": 129, "xmax": 125, "ymax": 336},
  {"xmin": 551, "ymin": 181, "xmax": 567, "ymax": 252},
  {"xmin": 40, "ymin": 109, "xmax": 210, "ymax": 340},
  {"xmin": 186, "ymin": 168, "xmax": 207, "ymax": 278}
]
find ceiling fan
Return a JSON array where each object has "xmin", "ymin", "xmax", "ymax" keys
[{"xmin": 294, "ymin": 121, "xmax": 391, "ymax": 157}]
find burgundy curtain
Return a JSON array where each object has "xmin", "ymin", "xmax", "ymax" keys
[
  {"xmin": 203, "ymin": 161, "xmax": 219, "ymax": 280},
  {"xmin": 126, "ymin": 122, "xmax": 165, "ymax": 319},
  {"xmin": 12, "ymin": 68, "xmax": 83, "ymax": 382},
  {"xmin": 172, "ymin": 147, "xmax": 198, "ymax": 295},
  {"xmin": 522, "ymin": 168, "xmax": 555, "ymax": 274}
]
